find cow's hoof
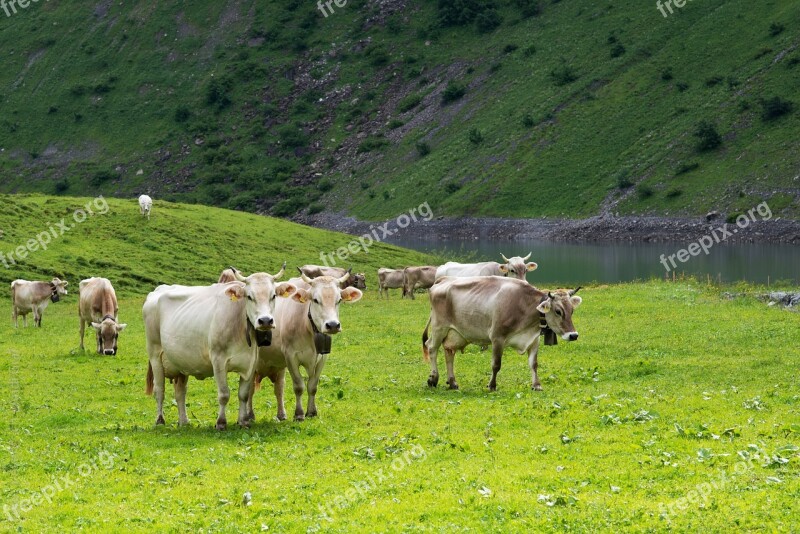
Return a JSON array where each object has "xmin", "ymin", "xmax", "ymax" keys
[
  {"xmin": 294, "ymin": 414, "xmax": 305, "ymax": 422},
  {"xmin": 532, "ymin": 384, "xmax": 543, "ymax": 391},
  {"xmin": 277, "ymin": 414, "xmax": 287, "ymax": 422},
  {"xmin": 247, "ymin": 411, "xmax": 256, "ymax": 422},
  {"xmin": 238, "ymin": 420, "xmax": 251, "ymax": 429},
  {"xmin": 427, "ymin": 377, "xmax": 439, "ymax": 388},
  {"xmin": 447, "ymin": 381, "xmax": 459, "ymax": 390},
  {"xmin": 155, "ymin": 415, "xmax": 165, "ymax": 425},
  {"xmin": 215, "ymin": 419, "xmax": 227, "ymax": 431},
  {"xmin": 307, "ymin": 410, "xmax": 318, "ymax": 418},
  {"xmin": 487, "ymin": 385, "xmax": 497, "ymax": 392}
]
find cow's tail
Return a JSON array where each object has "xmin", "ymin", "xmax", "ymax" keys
[
  {"xmin": 422, "ymin": 317, "xmax": 431, "ymax": 362},
  {"xmin": 145, "ymin": 362, "xmax": 154, "ymax": 395},
  {"xmin": 254, "ymin": 373, "xmax": 263, "ymax": 391}
]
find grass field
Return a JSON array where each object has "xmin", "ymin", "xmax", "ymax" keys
[{"xmin": 0, "ymin": 197, "xmax": 798, "ymax": 531}]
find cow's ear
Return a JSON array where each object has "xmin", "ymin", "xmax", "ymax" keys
[
  {"xmin": 275, "ymin": 282, "xmax": 296, "ymax": 298},
  {"xmin": 116, "ymin": 323, "xmax": 128, "ymax": 332},
  {"xmin": 341, "ymin": 287, "xmax": 363, "ymax": 303},
  {"xmin": 91, "ymin": 322, "xmax": 102, "ymax": 330},
  {"xmin": 225, "ymin": 285, "xmax": 245, "ymax": 302},
  {"xmin": 498, "ymin": 264, "xmax": 508, "ymax": 274},
  {"xmin": 292, "ymin": 288, "xmax": 309, "ymax": 304},
  {"xmin": 570, "ymin": 296, "xmax": 582, "ymax": 308},
  {"xmin": 536, "ymin": 299, "xmax": 551, "ymax": 314},
  {"xmin": 526, "ymin": 262, "xmax": 538, "ymax": 272}
]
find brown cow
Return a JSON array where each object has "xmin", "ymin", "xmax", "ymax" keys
[
  {"xmin": 298, "ymin": 265, "xmax": 367, "ymax": 290},
  {"xmin": 78, "ymin": 278, "xmax": 126, "ymax": 355},
  {"xmin": 11, "ymin": 278, "xmax": 68, "ymax": 327},
  {"xmin": 423, "ymin": 276, "xmax": 582, "ymax": 391},
  {"xmin": 402, "ymin": 266, "xmax": 437, "ymax": 299},
  {"xmin": 377, "ymin": 268, "xmax": 405, "ymax": 299}
]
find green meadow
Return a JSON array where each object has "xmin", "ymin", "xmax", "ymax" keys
[{"xmin": 0, "ymin": 196, "xmax": 798, "ymax": 531}]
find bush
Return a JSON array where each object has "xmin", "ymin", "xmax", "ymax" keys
[
  {"xmin": 661, "ymin": 67, "xmax": 673, "ymax": 81},
  {"xmin": 437, "ymin": 0, "xmax": 499, "ymax": 27},
  {"xmin": 769, "ymin": 22, "xmax": 785, "ymax": 36},
  {"xmin": 206, "ymin": 76, "xmax": 233, "ymax": 109},
  {"xmin": 675, "ymin": 162, "xmax": 699, "ymax": 175},
  {"xmin": 503, "ymin": 44, "xmax": 518, "ymax": 54},
  {"xmin": 441, "ymin": 82, "xmax": 466, "ymax": 104},
  {"xmin": 704, "ymin": 75, "xmax": 723, "ymax": 87},
  {"xmin": 676, "ymin": 82, "xmax": 689, "ymax": 92},
  {"xmin": 637, "ymin": 184, "xmax": 654, "ymax": 199},
  {"xmin": 444, "ymin": 182, "xmax": 461, "ymax": 194},
  {"xmin": 398, "ymin": 94, "xmax": 422, "ymax": 113},
  {"xmin": 358, "ymin": 136, "xmax": 390, "ymax": 153},
  {"xmin": 523, "ymin": 45, "xmax": 536, "ymax": 57},
  {"xmin": 610, "ymin": 43, "xmax": 625, "ymax": 58},
  {"xmin": 277, "ymin": 124, "xmax": 308, "ymax": 148},
  {"xmin": 665, "ymin": 188, "xmax": 683, "ymax": 199},
  {"xmin": 694, "ymin": 121, "xmax": 722, "ymax": 151},
  {"xmin": 521, "ymin": 112, "xmax": 535, "ymax": 127},
  {"xmin": 317, "ymin": 178, "xmax": 333, "ymax": 192},
  {"xmin": 475, "ymin": 9, "xmax": 502, "ymax": 32},
  {"xmin": 550, "ymin": 64, "xmax": 577, "ymax": 86},
  {"xmin": 388, "ymin": 119, "xmax": 405, "ymax": 129},
  {"xmin": 90, "ymin": 169, "xmax": 117, "ymax": 186},
  {"xmin": 468, "ymin": 128, "xmax": 484, "ymax": 144},
  {"xmin": 272, "ymin": 197, "xmax": 308, "ymax": 217},
  {"xmin": 54, "ymin": 180, "xmax": 69, "ymax": 194},
  {"xmin": 174, "ymin": 105, "xmax": 191, "ymax": 123},
  {"xmin": 307, "ymin": 202, "xmax": 325, "ymax": 215},
  {"xmin": 726, "ymin": 213, "xmax": 742, "ymax": 224},
  {"xmin": 515, "ymin": 0, "xmax": 541, "ymax": 18},
  {"xmin": 615, "ymin": 170, "xmax": 633, "ymax": 189},
  {"xmin": 760, "ymin": 96, "xmax": 793, "ymax": 121},
  {"xmin": 416, "ymin": 141, "xmax": 431, "ymax": 157}
]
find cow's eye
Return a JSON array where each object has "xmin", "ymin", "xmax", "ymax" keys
[
  {"xmin": 247, "ymin": 295, "xmax": 254, "ymax": 301},
  {"xmin": 556, "ymin": 309, "xmax": 562, "ymax": 316},
  {"xmin": 270, "ymin": 295, "xmax": 276, "ymax": 301},
  {"xmin": 313, "ymin": 298, "xmax": 320, "ymax": 305}
]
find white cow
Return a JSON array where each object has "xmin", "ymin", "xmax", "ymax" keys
[
  {"xmin": 435, "ymin": 253, "xmax": 538, "ymax": 281},
  {"xmin": 248, "ymin": 271, "xmax": 362, "ymax": 421},
  {"xmin": 144, "ymin": 266, "xmax": 295, "ymax": 429},
  {"xmin": 11, "ymin": 278, "xmax": 68, "ymax": 327},
  {"xmin": 138, "ymin": 195, "xmax": 152, "ymax": 220}
]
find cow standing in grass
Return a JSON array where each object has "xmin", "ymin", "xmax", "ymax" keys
[
  {"xmin": 435, "ymin": 253, "xmax": 538, "ymax": 281},
  {"xmin": 138, "ymin": 195, "xmax": 152, "ymax": 220},
  {"xmin": 423, "ymin": 276, "xmax": 581, "ymax": 391},
  {"xmin": 402, "ymin": 266, "xmax": 437, "ymax": 299},
  {"xmin": 78, "ymin": 277, "xmax": 126, "ymax": 355},
  {"xmin": 11, "ymin": 278, "xmax": 68, "ymax": 327},
  {"xmin": 377, "ymin": 268, "xmax": 405, "ymax": 299}
]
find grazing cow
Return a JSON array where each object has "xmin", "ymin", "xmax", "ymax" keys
[
  {"xmin": 402, "ymin": 266, "xmax": 437, "ymax": 299},
  {"xmin": 11, "ymin": 278, "xmax": 68, "ymax": 327},
  {"xmin": 143, "ymin": 265, "xmax": 295, "ymax": 429},
  {"xmin": 138, "ymin": 195, "xmax": 152, "ymax": 220},
  {"xmin": 299, "ymin": 265, "xmax": 367, "ymax": 290},
  {"xmin": 248, "ymin": 270, "xmax": 362, "ymax": 421},
  {"xmin": 377, "ymin": 268, "xmax": 405, "ymax": 299},
  {"xmin": 422, "ymin": 276, "xmax": 581, "ymax": 391},
  {"xmin": 78, "ymin": 277, "xmax": 127, "ymax": 355},
  {"xmin": 435, "ymin": 253, "xmax": 538, "ymax": 282}
]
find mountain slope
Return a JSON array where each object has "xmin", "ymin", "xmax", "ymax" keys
[{"xmin": 0, "ymin": 0, "xmax": 798, "ymax": 220}]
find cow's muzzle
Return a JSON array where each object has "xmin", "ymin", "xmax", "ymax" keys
[
  {"xmin": 323, "ymin": 320, "xmax": 341, "ymax": 334},
  {"xmin": 256, "ymin": 316, "xmax": 274, "ymax": 330},
  {"xmin": 562, "ymin": 332, "xmax": 579, "ymax": 342},
  {"xmin": 104, "ymin": 349, "xmax": 116, "ymax": 356}
]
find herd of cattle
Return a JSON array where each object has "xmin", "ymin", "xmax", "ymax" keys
[{"xmin": 9, "ymin": 252, "xmax": 582, "ymax": 430}]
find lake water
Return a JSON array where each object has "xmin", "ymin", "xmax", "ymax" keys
[{"xmin": 386, "ymin": 237, "xmax": 800, "ymax": 286}]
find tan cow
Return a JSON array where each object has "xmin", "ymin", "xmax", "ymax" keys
[
  {"xmin": 423, "ymin": 276, "xmax": 581, "ymax": 391},
  {"xmin": 377, "ymin": 268, "xmax": 405, "ymax": 299},
  {"xmin": 218, "ymin": 264, "xmax": 285, "ymax": 284},
  {"xmin": 248, "ymin": 270, "xmax": 362, "ymax": 421},
  {"xmin": 144, "ymin": 264, "xmax": 295, "ymax": 429},
  {"xmin": 402, "ymin": 266, "xmax": 437, "ymax": 299},
  {"xmin": 298, "ymin": 265, "xmax": 367, "ymax": 290},
  {"xmin": 435, "ymin": 253, "xmax": 538, "ymax": 282},
  {"xmin": 11, "ymin": 278, "xmax": 68, "ymax": 327},
  {"xmin": 78, "ymin": 277, "xmax": 127, "ymax": 355}
]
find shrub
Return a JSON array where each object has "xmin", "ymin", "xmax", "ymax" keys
[
  {"xmin": 503, "ymin": 44, "xmax": 518, "ymax": 54},
  {"xmin": 277, "ymin": 124, "xmax": 308, "ymax": 148},
  {"xmin": 665, "ymin": 188, "xmax": 683, "ymax": 199},
  {"xmin": 610, "ymin": 43, "xmax": 625, "ymax": 58},
  {"xmin": 54, "ymin": 180, "xmax": 69, "ymax": 194},
  {"xmin": 523, "ymin": 45, "xmax": 536, "ymax": 57},
  {"xmin": 676, "ymin": 82, "xmax": 689, "ymax": 92},
  {"xmin": 521, "ymin": 112, "xmax": 535, "ymax": 127},
  {"xmin": 515, "ymin": 0, "xmax": 541, "ymax": 18},
  {"xmin": 475, "ymin": 9, "xmax": 502, "ymax": 33},
  {"xmin": 675, "ymin": 162, "xmax": 699, "ymax": 175},
  {"xmin": 272, "ymin": 197, "xmax": 308, "ymax": 217},
  {"xmin": 91, "ymin": 169, "xmax": 117, "ymax": 186},
  {"xmin": 637, "ymin": 184, "xmax": 654, "ymax": 199},
  {"xmin": 438, "ymin": 0, "xmax": 498, "ymax": 27},
  {"xmin": 726, "ymin": 212, "xmax": 742, "ymax": 224},
  {"xmin": 550, "ymin": 64, "xmax": 577, "ymax": 86},
  {"xmin": 416, "ymin": 141, "xmax": 431, "ymax": 157},
  {"xmin": 206, "ymin": 76, "xmax": 233, "ymax": 109},
  {"xmin": 307, "ymin": 202, "xmax": 325, "ymax": 215},
  {"xmin": 661, "ymin": 67, "xmax": 673, "ymax": 81},
  {"xmin": 398, "ymin": 94, "xmax": 422, "ymax": 113},
  {"xmin": 694, "ymin": 121, "xmax": 722, "ymax": 151},
  {"xmin": 468, "ymin": 128, "xmax": 484, "ymax": 144},
  {"xmin": 489, "ymin": 62, "xmax": 502, "ymax": 73},
  {"xmin": 445, "ymin": 182, "xmax": 461, "ymax": 194},
  {"xmin": 388, "ymin": 119, "xmax": 405, "ymax": 129},
  {"xmin": 174, "ymin": 105, "xmax": 191, "ymax": 123},
  {"xmin": 760, "ymin": 96, "xmax": 793, "ymax": 121},
  {"xmin": 317, "ymin": 178, "xmax": 333, "ymax": 192},
  {"xmin": 358, "ymin": 136, "xmax": 390, "ymax": 153},
  {"xmin": 704, "ymin": 75, "xmax": 723, "ymax": 87},
  {"xmin": 441, "ymin": 82, "xmax": 466, "ymax": 104},
  {"xmin": 769, "ymin": 22, "xmax": 785, "ymax": 36},
  {"xmin": 616, "ymin": 170, "xmax": 633, "ymax": 189}
]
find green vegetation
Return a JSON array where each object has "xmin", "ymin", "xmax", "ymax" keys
[{"xmin": 0, "ymin": 1, "xmax": 798, "ymax": 221}]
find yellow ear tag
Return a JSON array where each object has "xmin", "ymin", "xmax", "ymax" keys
[{"xmin": 230, "ymin": 294, "xmax": 239, "ymax": 302}]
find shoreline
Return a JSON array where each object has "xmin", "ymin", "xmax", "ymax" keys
[{"xmin": 301, "ymin": 213, "xmax": 800, "ymax": 245}]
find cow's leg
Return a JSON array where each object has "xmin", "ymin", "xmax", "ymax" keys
[
  {"xmin": 79, "ymin": 317, "xmax": 85, "ymax": 350},
  {"xmin": 211, "ymin": 358, "xmax": 231, "ymax": 430},
  {"xmin": 286, "ymin": 357, "xmax": 306, "ymax": 421},
  {"xmin": 306, "ymin": 354, "xmax": 327, "ymax": 418},
  {"xmin": 270, "ymin": 368, "xmax": 287, "ymax": 421},
  {"xmin": 150, "ymin": 357, "xmax": 166, "ymax": 425},
  {"xmin": 34, "ymin": 307, "xmax": 42, "ymax": 327},
  {"xmin": 23, "ymin": 313, "xmax": 28, "ymax": 328},
  {"xmin": 12, "ymin": 306, "xmax": 18, "ymax": 328},
  {"xmin": 426, "ymin": 329, "xmax": 443, "ymax": 388},
  {"xmin": 245, "ymin": 376, "xmax": 256, "ymax": 422},
  {"xmin": 445, "ymin": 348, "xmax": 459, "ymax": 390},
  {"xmin": 488, "ymin": 339, "xmax": 504, "ymax": 391},
  {"xmin": 528, "ymin": 337, "xmax": 542, "ymax": 391},
  {"xmin": 173, "ymin": 374, "xmax": 190, "ymax": 425},
  {"xmin": 236, "ymin": 375, "xmax": 252, "ymax": 428}
]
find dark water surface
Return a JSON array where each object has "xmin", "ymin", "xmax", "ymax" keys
[{"xmin": 385, "ymin": 237, "xmax": 800, "ymax": 285}]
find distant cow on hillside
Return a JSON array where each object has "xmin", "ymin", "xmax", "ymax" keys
[{"xmin": 138, "ymin": 195, "xmax": 152, "ymax": 220}]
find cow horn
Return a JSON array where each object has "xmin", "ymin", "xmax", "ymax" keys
[
  {"xmin": 523, "ymin": 252, "xmax": 532, "ymax": 261},
  {"xmin": 500, "ymin": 253, "xmax": 510, "ymax": 263},
  {"xmin": 297, "ymin": 267, "xmax": 314, "ymax": 284},
  {"xmin": 273, "ymin": 261, "xmax": 286, "ymax": 280},
  {"xmin": 230, "ymin": 267, "xmax": 247, "ymax": 282},
  {"xmin": 548, "ymin": 291, "xmax": 555, "ymax": 300},
  {"xmin": 337, "ymin": 271, "xmax": 351, "ymax": 286},
  {"xmin": 569, "ymin": 286, "xmax": 582, "ymax": 296}
]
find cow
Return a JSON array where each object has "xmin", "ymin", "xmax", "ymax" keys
[
  {"xmin": 435, "ymin": 253, "xmax": 538, "ymax": 282},
  {"xmin": 377, "ymin": 268, "xmax": 405, "ymax": 299},
  {"xmin": 422, "ymin": 276, "xmax": 582, "ymax": 392},
  {"xmin": 402, "ymin": 266, "xmax": 437, "ymax": 299},
  {"xmin": 247, "ymin": 270, "xmax": 362, "ymax": 422},
  {"xmin": 11, "ymin": 278, "xmax": 68, "ymax": 327},
  {"xmin": 143, "ymin": 264, "xmax": 296, "ymax": 429},
  {"xmin": 218, "ymin": 264, "xmax": 285, "ymax": 284},
  {"xmin": 298, "ymin": 265, "xmax": 367, "ymax": 290},
  {"xmin": 138, "ymin": 195, "xmax": 152, "ymax": 220},
  {"xmin": 78, "ymin": 277, "xmax": 127, "ymax": 355}
]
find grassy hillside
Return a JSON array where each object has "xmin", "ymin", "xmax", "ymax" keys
[
  {"xmin": 0, "ymin": 1, "xmax": 798, "ymax": 220},
  {"xmin": 0, "ymin": 194, "xmax": 433, "ymax": 295}
]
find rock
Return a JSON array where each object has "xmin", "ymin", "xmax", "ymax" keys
[{"xmin": 705, "ymin": 211, "xmax": 720, "ymax": 222}]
